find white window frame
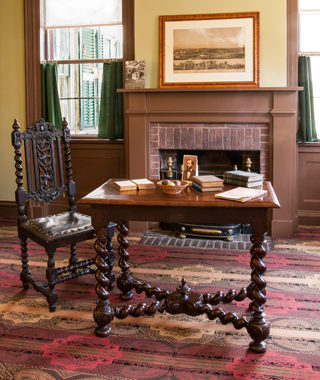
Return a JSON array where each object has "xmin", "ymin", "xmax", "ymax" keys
[
  {"xmin": 41, "ymin": 0, "xmax": 123, "ymax": 136},
  {"xmin": 298, "ymin": 1, "xmax": 320, "ymax": 138}
]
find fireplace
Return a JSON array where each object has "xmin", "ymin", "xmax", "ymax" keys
[
  {"xmin": 156, "ymin": 141, "xmax": 263, "ymax": 241},
  {"xmin": 150, "ymin": 122, "xmax": 268, "ymax": 180},
  {"xmin": 159, "ymin": 149, "xmax": 261, "ymax": 178},
  {"xmin": 120, "ymin": 87, "xmax": 299, "ymax": 238}
]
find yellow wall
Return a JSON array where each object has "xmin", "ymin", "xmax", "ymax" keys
[
  {"xmin": 0, "ymin": 0, "xmax": 25, "ymax": 202},
  {"xmin": 135, "ymin": 0, "xmax": 287, "ymax": 88}
]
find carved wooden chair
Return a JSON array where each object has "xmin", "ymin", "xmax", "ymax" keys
[{"xmin": 11, "ymin": 118, "xmax": 115, "ymax": 312}]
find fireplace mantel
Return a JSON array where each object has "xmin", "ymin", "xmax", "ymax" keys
[
  {"xmin": 119, "ymin": 87, "xmax": 300, "ymax": 93},
  {"xmin": 119, "ymin": 87, "xmax": 300, "ymax": 238}
]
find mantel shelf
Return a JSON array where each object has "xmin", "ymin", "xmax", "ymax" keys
[{"xmin": 118, "ymin": 87, "xmax": 302, "ymax": 93}]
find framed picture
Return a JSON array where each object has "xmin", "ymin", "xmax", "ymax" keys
[
  {"xmin": 182, "ymin": 155, "xmax": 198, "ymax": 182},
  {"xmin": 159, "ymin": 12, "xmax": 259, "ymax": 88},
  {"xmin": 124, "ymin": 60, "xmax": 145, "ymax": 89}
]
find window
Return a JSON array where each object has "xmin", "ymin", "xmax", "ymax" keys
[
  {"xmin": 41, "ymin": 0, "xmax": 123, "ymax": 135},
  {"xmin": 299, "ymin": 0, "xmax": 320, "ymax": 136}
]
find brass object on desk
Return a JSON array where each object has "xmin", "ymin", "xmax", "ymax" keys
[
  {"xmin": 160, "ymin": 156, "xmax": 179, "ymax": 180},
  {"xmin": 166, "ymin": 156, "xmax": 173, "ymax": 178},
  {"xmin": 245, "ymin": 157, "xmax": 252, "ymax": 172}
]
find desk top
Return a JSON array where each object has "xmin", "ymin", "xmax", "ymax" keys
[{"xmin": 79, "ymin": 179, "xmax": 280, "ymax": 209}]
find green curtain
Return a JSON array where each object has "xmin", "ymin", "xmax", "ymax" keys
[
  {"xmin": 98, "ymin": 61, "xmax": 123, "ymax": 139},
  {"xmin": 41, "ymin": 63, "xmax": 62, "ymax": 129},
  {"xmin": 297, "ymin": 56, "xmax": 318, "ymax": 142}
]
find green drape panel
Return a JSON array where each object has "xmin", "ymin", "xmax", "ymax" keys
[
  {"xmin": 98, "ymin": 61, "xmax": 123, "ymax": 139},
  {"xmin": 297, "ymin": 56, "xmax": 318, "ymax": 142},
  {"xmin": 41, "ymin": 63, "xmax": 62, "ymax": 129}
]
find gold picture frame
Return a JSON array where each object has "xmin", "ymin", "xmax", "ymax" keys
[{"xmin": 159, "ymin": 12, "xmax": 259, "ymax": 88}]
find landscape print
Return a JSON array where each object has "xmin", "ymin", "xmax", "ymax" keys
[{"xmin": 173, "ymin": 26, "xmax": 245, "ymax": 73}]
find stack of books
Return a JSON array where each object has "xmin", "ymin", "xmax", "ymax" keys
[
  {"xmin": 191, "ymin": 175, "xmax": 224, "ymax": 192},
  {"xmin": 223, "ymin": 170, "xmax": 264, "ymax": 187}
]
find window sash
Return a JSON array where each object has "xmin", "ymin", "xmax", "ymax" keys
[
  {"xmin": 298, "ymin": 2, "xmax": 320, "ymax": 138},
  {"xmin": 24, "ymin": 0, "xmax": 134, "ymax": 132},
  {"xmin": 41, "ymin": 1, "xmax": 125, "ymax": 134},
  {"xmin": 44, "ymin": 0, "xmax": 122, "ymax": 27}
]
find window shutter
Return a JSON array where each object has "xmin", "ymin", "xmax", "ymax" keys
[{"xmin": 79, "ymin": 28, "xmax": 98, "ymax": 130}]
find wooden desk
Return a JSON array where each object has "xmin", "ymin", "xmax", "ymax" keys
[{"xmin": 79, "ymin": 180, "xmax": 280, "ymax": 353}]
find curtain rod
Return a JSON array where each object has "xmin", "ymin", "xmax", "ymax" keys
[
  {"xmin": 41, "ymin": 58, "xmax": 123, "ymax": 64},
  {"xmin": 298, "ymin": 52, "xmax": 320, "ymax": 56},
  {"xmin": 43, "ymin": 22, "xmax": 122, "ymax": 30}
]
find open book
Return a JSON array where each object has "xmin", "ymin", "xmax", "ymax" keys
[
  {"xmin": 131, "ymin": 178, "xmax": 155, "ymax": 189},
  {"xmin": 215, "ymin": 187, "xmax": 267, "ymax": 203},
  {"xmin": 113, "ymin": 178, "xmax": 155, "ymax": 191}
]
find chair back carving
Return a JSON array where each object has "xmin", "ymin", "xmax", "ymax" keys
[{"xmin": 12, "ymin": 118, "xmax": 77, "ymax": 223}]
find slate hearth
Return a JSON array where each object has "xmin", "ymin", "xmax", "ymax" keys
[{"xmin": 140, "ymin": 228, "xmax": 274, "ymax": 251}]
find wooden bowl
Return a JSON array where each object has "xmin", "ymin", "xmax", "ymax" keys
[{"xmin": 156, "ymin": 180, "xmax": 189, "ymax": 195}]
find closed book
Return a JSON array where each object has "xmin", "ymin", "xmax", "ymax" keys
[
  {"xmin": 224, "ymin": 178, "xmax": 263, "ymax": 188},
  {"xmin": 113, "ymin": 180, "xmax": 137, "ymax": 191},
  {"xmin": 224, "ymin": 170, "xmax": 264, "ymax": 183},
  {"xmin": 192, "ymin": 175, "xmax": 223, "ymax": 187},
  {"xmin": 215, "ymin": 187, "xmax": 267, "ymax": 203},
  {"xmin": 192, "ymin": 181, "xmax": 223, "ymax": 192},
  {"xmin": 131, "ymin": 178, "xmax": 155, "ymax": 189}
]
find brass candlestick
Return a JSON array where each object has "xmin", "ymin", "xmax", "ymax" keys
[
  {"xmin": 245, "ymin": 158, "xmax": 252, "ymax": 172},
  {"xmin": 166, "ymin": 157, "xmax": 173, "ymax": 179}
]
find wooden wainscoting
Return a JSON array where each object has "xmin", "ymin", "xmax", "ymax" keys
[
  {"xmin": 298, "ymin": 143, "xmax": 320, "ymax": 225},
  {"xmin": 0, "ymin": 201, "xmax": 17, "ymax": 220},
  {"xmin": 49, "ymin": 139, "xmax": 125, "ymax": 216},
  {"xmin": 2, "ymin": 141, "xmax": 125, "ymax": 220}
]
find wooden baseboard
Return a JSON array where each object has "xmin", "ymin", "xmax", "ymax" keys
[
  {"xmin": 0, "ymin": 201, "xmax": 17, "ymax": 220},
  {"xmin": 298, "ymin": 210, "xmax": 320, "ymax": 226}
]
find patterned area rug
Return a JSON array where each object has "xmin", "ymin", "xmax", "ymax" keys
[{"xmin": 0, "ymin": 223, "xmax": 320, "ymax": 379}]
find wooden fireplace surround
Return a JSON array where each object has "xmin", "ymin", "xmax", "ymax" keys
[{"xmin": 119, "ymin": 87, "xmax": 300, "ymax": 238}]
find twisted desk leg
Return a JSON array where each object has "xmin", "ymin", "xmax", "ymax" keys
[
  {"xmin": 106, "ymin": 227, "xmax": 115, "ymax": 290},
  {"xmin": 116, "ymin": 222, "xmax": 134, "ymax": 301},
  {"xmin": 246, "ymin": 232, "xmax": 269, "ymax": 353},
  {"xmin": 93, "ymin": 227, "xmax": 114, "ymax": 336}
]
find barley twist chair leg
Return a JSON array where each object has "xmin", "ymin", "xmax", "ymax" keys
[
  {"xmin": 46, "ymin": 248, "xmax": 58, "ymax": 312},
  {"xmin": 69, "ymin": 243, "xmax": 78, "ymax": 273},
  {"xmin": 20, "ymin": 236, "xmax": 30, "ymax": 290}
]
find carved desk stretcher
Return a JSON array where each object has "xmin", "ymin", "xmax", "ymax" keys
[{"xmin": 79, "ymin": 179, "xmax": 280, "ymax": 353}]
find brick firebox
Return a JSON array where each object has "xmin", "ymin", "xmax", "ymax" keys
[{"xmin": 149, "ymin": 123, "xmax": 269, "ymax": 179}]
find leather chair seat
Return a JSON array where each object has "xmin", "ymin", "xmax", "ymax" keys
[{"xmin": 21, "ymin": 212, "xmax": 95, "ymax": 244}]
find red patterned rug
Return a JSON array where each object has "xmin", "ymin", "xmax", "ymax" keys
[{"xmin": 0, "ymin": 223, "xmax": 320, "ymax": 379}]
